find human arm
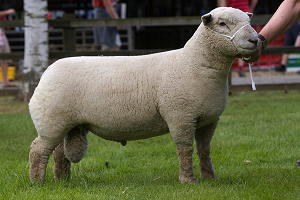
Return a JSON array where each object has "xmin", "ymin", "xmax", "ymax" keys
[
  {"xmin": 260, "ymin": 0, "xmax": 300, "ymax": 43},
  {"xmin": 0, "ymin": 9, "xmax": 15, "ymax": 17},
  {"xmin": 92, "ymin": 0, "xmax": 97, "ymax": 7},
  {"xmin": 245, "ymin": 0, "xmax": 300, "ymax": 62},
  {"xmin": 294, "ymin": 34, "xmax": 300, "ymax": 46},
  {"xmin": 103, "ymin": 0, "xmax": 119, "ymax": 19},
  {"xmin": 250, "ymin": 0, "xmax": 258, "ymax": 12},
  {"xmin": 217, "ymin": 0, "xmax": 227, "ymax": 7}
]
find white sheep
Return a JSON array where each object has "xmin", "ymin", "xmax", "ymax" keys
[{"xmin": 28, "ymin": 7, "xmax": 258, "ymax": 183}]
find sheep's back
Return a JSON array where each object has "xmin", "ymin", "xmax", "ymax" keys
[{"xmin": 29, "ymin": 53, "xmax": 175, "ymax": 139}]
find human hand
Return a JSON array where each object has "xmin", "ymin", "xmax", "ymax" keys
[
  {"xmin": 6, "ymin": 9, "xmax": 16, "ymax": 15},
  {"xmin": 243, "ymin": 34, "xmax": 267, "ymax": 63}
]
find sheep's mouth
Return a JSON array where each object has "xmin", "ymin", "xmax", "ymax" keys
[
  {"xmin": 239, "ymin": 47, "xmax": 257, "ymax": 53},
  {"xmin": 236, "ymin": 47, "xmax": 257, "ymax": 58},
  {"xmin": 238, "ymin": 41, "xmax": 257, "ymax": 51},
  {"xmin": 242, "ymin": 46, "xmax": 256, "ymax": 50}
]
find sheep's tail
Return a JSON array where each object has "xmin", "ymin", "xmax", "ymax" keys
[{"xmin": 64, "ymin": 126, "xmax": 88, "ymax": 163}]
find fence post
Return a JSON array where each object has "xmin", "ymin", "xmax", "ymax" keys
[
  {"xmin": 127, "ymin": 27, "xmax": 135, "ymax": 50},
  {"xmin": 63, "ymin": 27, "xmax": 76, "ymax": 51},
  {"xmin": 228, "ymin": 69, "xmax": 232, "ymax": 95}
]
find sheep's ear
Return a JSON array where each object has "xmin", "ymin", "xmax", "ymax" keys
[
  {"xmin": 201, "ymin": 14, "xmax": 212, "ymax": 25},
  {"xmin": 246, "ymin": 12, "xmax": 253, "ymax": 18}
]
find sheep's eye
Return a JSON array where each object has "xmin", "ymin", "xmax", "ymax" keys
[{"xmin": 219, "ymin": 22, "xmax": 226, "ymax": 26}]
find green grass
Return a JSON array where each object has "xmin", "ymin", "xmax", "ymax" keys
[{"xmin": 0, "ymin": 92, "xmax": 299, "ymax": 200}]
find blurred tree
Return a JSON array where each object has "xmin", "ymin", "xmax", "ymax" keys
[{"xmin": 22, "ymin": 0, "xmax": 48, "ymax": 101}]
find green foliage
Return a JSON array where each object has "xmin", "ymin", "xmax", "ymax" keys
[{"xmin": 0, "ymin": 92, "xmax": 299, "ymax": 200}]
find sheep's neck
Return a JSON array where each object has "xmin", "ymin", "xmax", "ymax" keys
[{"xmin": 184, "ymin": 25, "xmax": 235, "ymax": 73}]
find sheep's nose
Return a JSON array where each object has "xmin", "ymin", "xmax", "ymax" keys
[{"xmin": 248, "ymin": 38, "xmax": 258, "ymax": 46}]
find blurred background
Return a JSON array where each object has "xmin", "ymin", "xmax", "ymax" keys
[
  {"xmin": 0, "ymin": 0, "xmax": 284, "ymax": 50},
  {"xmin": 1, "ymin": 0, "xmax": 300, "ymax": 95}
]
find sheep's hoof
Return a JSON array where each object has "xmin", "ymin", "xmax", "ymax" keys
[
  {"xmin": 201, "ymin": 174, "xmax": 215, "ymax": 179},
  {"xmin": 53, "ymin": 158, "xmax": 71, "ymax": 180},
  {"xmin": 29, "ymin": 155, "xmax": 44, "ymax": 183},
  {"xmin": 179, "ymin": 175, "xmax": 198, "ymax": 184},
  {"xmin": 201, "ymin": 171, "xmax": 215, "ymax": 179}
]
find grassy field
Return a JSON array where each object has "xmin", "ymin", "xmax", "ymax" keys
[{"xmin": 0, "ymin": 91, "xmax": 299, "ymax": 200}]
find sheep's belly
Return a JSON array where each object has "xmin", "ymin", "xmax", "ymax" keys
[{"xmin": 87, "ymin": 118, "xmax": 169, "ymax": 141}]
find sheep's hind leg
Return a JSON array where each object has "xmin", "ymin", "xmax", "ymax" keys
[
  {"xmin": 29, "ymin": 136, "xmax": 59, "ymax": 183},
  {"xmin": 195, "ymin": 122, "xmax": 217, "ymax": 179},
  {"xmin": 53, "ymin": 126, "xmax": 88, "ymax": 180},
  {"xmin": 53, "ymin": 143, "xmax": 71, "ymax": 180}
]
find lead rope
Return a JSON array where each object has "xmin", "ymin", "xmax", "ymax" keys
[
  {"xmin": 206, "ymin": 24, "xmax": 257, "ymax": 90},
  {"xmin": 247, "ymin": 62, "xmax": 256, "ymax": 90}
]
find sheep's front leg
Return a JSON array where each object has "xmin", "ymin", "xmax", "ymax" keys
[
  {"xmin": 169, "ymin": 123, "xmax": 197, "ymax": 184},
  {"xmin": 53, "ymin": 143, "xmax": 71, "ymax": 180},
  {"xmin": 195, "ymin": 122, "xmax": 217, "ymax": 179}
]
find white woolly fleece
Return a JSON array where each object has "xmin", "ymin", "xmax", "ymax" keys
[{"xmin": 29, "ymin": 7, "xmax": 257, "ymax": 145}]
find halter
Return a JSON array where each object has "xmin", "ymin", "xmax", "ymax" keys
[{"xmin": 206, "ymin": 24, "xmax": 256, "ymax": 91}]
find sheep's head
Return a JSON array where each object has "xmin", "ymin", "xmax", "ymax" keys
[{"xmin": 201, "ymin": 7, "xmax": 258, "ymax": 58}]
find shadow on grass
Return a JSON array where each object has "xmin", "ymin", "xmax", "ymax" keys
[{"xmin": 29, "ymin": 166, "xmax": 296, "ymax": 190}]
